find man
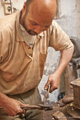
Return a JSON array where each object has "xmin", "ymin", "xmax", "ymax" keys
[{"xmin": 0, "ymin": 0, "xmax": 74, "ymax": 120}]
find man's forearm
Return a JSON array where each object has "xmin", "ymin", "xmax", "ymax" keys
[
  {"xmin": 0, "ymin": 91, "xmax": 25, "ymax": 116},
  {"xmin": 44, "ymin": 47, "xmax": 74, "ymax": 92},
  {"xmin": 54, "ymin": 47, "xmax": 74, "ymax": 77},
  {"xmin": 0, "ymin": 91, "xmax": 9, "ymax": 107}
]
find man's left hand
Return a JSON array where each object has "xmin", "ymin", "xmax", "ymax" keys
[{"xmin": 44, "ymin": 73, "xmax": 60, "ymax": 93}]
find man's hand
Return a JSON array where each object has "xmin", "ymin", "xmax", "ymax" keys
[
  {"xmin": 44, "ymin": 73, "xmax": 60, "ymax": 93},
  {"xmin": 44, "ymin": 47, "xmax": 74, "ymax": 93},
  {"xmin": 1, "ymin": 97, "xmax": 27, "ymax": 116}
]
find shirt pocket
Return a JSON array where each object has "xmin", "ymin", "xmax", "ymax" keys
[
  {"xmin": 39, "ymin": 52, "xmax": 47, "ymax": 78},
  {"xmin": 1, "ymin": 55, "xmax": 32, "ymax": 82}
]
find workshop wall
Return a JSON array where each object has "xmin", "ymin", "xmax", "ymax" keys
[
  {"xmin": 0, "ymin": 1, "xmax": 4, "ymax": 17},
  {"xmin": 76, "ymin": 0, "xmax": 80, "ymax": 38},
  {"xmin": 0, "ymin": 0, "xmax": 80, "ymax": 102},
  {"xmin": 56, "ymin": 0, "xmax": 77, "ymax": 37}
]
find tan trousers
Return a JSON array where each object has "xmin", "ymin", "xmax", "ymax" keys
[{"xmin": 0, "ymin": 88, "xmax": 43, "ymax": 120}]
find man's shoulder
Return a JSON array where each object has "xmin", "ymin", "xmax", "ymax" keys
[{"xmin": 0, "ymin": 11, "xmax": 19, "ymax": 31}]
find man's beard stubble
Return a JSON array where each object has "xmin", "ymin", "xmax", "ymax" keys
[{"xmin": 22, "ymin": 13, "xmax": 38, "ymax": 36}]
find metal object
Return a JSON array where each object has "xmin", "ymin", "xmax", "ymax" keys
[
  {"xmin": 21, "ymin": 87, "xmax": 53, "ymax": 111},
  {"xmin": 53, "ymin": 111, "xmax": 67, "ymax": 120},
  {"xmin": 70, "ymin": 78, "xmax": 80, "ymax": 109},
  {"xmin": 43, "ymin": 86, "xmax": 50, "ymax": 104},
  {"xmin": 64, "ymin": 64, "xmax": 77, "ymax": 95},
  {"xmin": 64, "ymin": 37, "xmax": 80, "ymax": 96},
  {"xmin": 38, "ymin": 104, "xmax": 53, "ymax": 110},
  {"xmin": 21, "ymin": 104, "xmax": 53, "ymax": 111},
  {"xmin": 71, "ymin": 57, "xmax": 80, "ymax": 69},
  {"xmin": 66, "ymin": 78, "xmax": 80, "ymax": 119},
  {"xmin": 67, "ymin": 103, "xmax": 80, "ymax": 119},
  {"xmin": 62, "ymin": 95, "xmax": 74, "ymax": 104},
  {"xmin": 70, "ymin": 37, "xmax": 80, "ymax": 59}
]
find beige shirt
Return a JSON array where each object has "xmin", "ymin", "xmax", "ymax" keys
[
  {"xmin": 0, "ymin": 11, "xmax": 73, "ymax": 95},
  {"xmin": 20, "ymin": 24, "xmax": 36, "ymax": 48}
]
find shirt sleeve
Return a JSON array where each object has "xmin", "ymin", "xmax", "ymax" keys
[
  {"xmin": 49, "ymin": 20, "xmax": 74, "ymax": 51},
  {"xmin": 0, "ymin": 29, "xmax": 10, "ymax": 64}
]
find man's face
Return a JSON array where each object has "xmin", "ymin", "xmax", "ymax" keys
[
  {"xmin": 22, "ymin": 12, "xmax": 51, "ymax": 36},
  {"xmin": 22, "ymin": 2, "xmax": 53, "ymax": 35}
]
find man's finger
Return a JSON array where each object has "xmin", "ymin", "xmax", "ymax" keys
[
  {"xmin": 50, "ymin": 85, "xmax": 55, "ymax": 93},
  {"xmin": 44, "ymin": 80, "xmax": 51, "ymax": 90},
  {"xmin": 16, "ymin": 107, "xmax": 26, "ymax": 115},
  {"xmin": 50, "ymin": 83, "xmax": 58, "ymax": 93}
]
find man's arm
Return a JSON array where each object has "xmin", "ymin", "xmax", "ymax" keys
[
  {"xmin": 44, "ymin": 47, "xmax": 74, "ymax": 92},
  {"xmin": 0, "ymin": 91, "xmax": 27, "ymax": 116}
]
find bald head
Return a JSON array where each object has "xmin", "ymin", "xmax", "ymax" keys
[{"xmin": 26, "ymin": 0, "xmax": 57, "ymax": 18}]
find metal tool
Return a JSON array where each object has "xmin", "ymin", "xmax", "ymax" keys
[
  {"xmin": 21, "ymin": 104, "xmax": 53, "ymax": 111},
  {"xmin": 43, "ymin": 85, "xmax": 50, "ymax": 104},
  {"xmin": 21, "ymin": 86, "xmax": 53, "ymax": 111}
]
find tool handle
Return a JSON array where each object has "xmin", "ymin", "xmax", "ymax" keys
[
  {"xmin": 21, "ymin": 105, "xmax": 41, "ymax": 110},
  {"xmin": 43, "ymin": 86, "xmax": 50, "ymax": 103}
]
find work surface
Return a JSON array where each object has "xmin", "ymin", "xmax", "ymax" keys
[{"xmin": 43, "ymin": 101, "xmax": 77, "ymax": 120}]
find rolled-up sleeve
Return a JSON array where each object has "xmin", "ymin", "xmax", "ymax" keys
[{"xmin": 49, "ymin": 20, "xmax": 74, "ymax": 51}]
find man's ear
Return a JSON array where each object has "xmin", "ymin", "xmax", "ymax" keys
[{"xmin": 22, "ymin": 2, "xmax": 26, "ymax": 12}]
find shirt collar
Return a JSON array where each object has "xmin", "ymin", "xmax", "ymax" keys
[{"xmin": 38, "ymin": 32, "xmax": 44, "ymax": 37}]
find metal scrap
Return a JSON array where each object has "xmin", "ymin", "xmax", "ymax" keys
[{"xmin": 21, "ymin": 104, "xmax": 53, "ymax": 111}]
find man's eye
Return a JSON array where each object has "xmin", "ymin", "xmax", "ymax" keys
[
  {"xmin": 31, "ymin": 22, "xmax": 38, "ymax": 25},
  {"xmin": 45, "ymin": 25, "xmax": 50, "ymax": 28}
]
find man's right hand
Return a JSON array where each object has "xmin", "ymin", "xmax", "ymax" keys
[
  {"xmin": 2, "ymin": 97, "xmax": 26, "ymax": 116},
  {"xmin": 0, "ymin": 92, "xmax": 27, "ymax": 116}
]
